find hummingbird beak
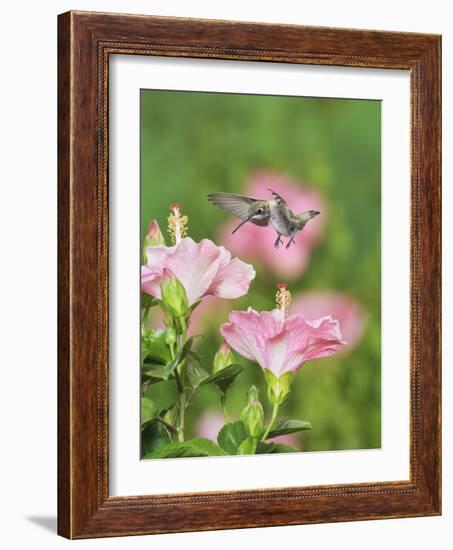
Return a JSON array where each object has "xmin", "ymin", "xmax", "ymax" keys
[
  {"xmin": 309, "ymin": 210, "xmax": 320, "ymax": 219},
  {"xmin": 232, "ymin": 216, "xmax": 253, "ymax": 234}
]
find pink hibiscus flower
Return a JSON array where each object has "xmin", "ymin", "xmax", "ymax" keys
[
  {"xmin": 141, "ymin": 233, "xmax": 255, "ymax": 306},
  {"xmin": 220, "ymin": 171, "xmax": 325, "ymax": 279},
  {"xmin": 291, "ymin": 292, "xmax": 366, "ymax": 351},
  {"xmin": 221, "ymin": 307, "xmax": 346, "ymax": 377}
]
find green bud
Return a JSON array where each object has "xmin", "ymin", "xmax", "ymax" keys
[
  {"xmin": 240, "ymin": 385, "xmax": 264, "ymax": 438},
  {"xmin": 213, "ymin": 341, "xmax": 234, "ymax": 373},
  {"xmin": 263, "ymin": 369, "xmax": 294, "ymax": 405},
  {"xmin": 164, "ymin": 325, "xmax": 177, "ymax": 347},
  {"xmin": 159, "ymin": 269, "xmax": 189, "ymax": 318},
  {"xmin": 143, "ymin": 220, "xmax": 165, "ymax": 262}
]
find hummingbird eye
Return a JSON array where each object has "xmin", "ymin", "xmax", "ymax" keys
[{"xmin": 256, "ymin": 208, "xmax": 263, "ymax": 214}]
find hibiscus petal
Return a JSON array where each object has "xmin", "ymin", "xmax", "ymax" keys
[
  {"xmin": 209, "ymin": 255, "xmax": 256, "ymax": 299},
  {"xmin": 302, "ymin": 339, "xmax": 345, "ymax": 362},
  {"xmin": 263, "ymin": 313, "xmax": 346, "ymax": 374},
  {"xmin": 290, "ymin": 292, "xmax": 366, "ymax": 350},
  {"xmin": 174, "ymin": 239, "xmax": 223, "ymax": 305},
  {"xmin": 262, "ymin": 330, "xmax": 294, "ymax": 375},
  {"xmin": 220, "ymin": 321, "xmax": 257, "ymax": 363},
  {"xmin": 221, "ymin": 308, "xmax": 283, "ymax": 368},
  {"xmin": 141, "ymin": 265, "xmax": 162, "ymax": 298}
]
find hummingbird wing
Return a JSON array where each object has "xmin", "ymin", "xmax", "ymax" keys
[
  {"xmin": 207, "ymin": 193, "xmax": 269, "ymax": 227},
  {"xmin": 267, "ymin": 188, "xmax": 296, "ymax": 221},
  {"xmin": 267, "ymin": 188, "xmax": 287, "ymax": 206}
]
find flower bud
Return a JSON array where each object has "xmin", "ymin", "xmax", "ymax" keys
[
  {"xmin": 240, "ymin": 385, "xmax": 264, "ymax": 438},
  {"xmin": 159, "ymin": 269, "xmax": 189, "ymax": 318},
  {"xmin": 164, "ymin": 325, "xmax": 177, "ymax": 347},
  {"xmin": 213, "ymin": 341, "xmax": 234, "ymax": 373},
  {"xmin": 263, "ymin": 369, "xmax": 294, "ymax": 405},
  {"xmin": 143, "ymin": 220, "xmax": 165, "ymax": 261}
]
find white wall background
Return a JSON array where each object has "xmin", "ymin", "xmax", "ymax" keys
[{"xmin": 0, "ymin": 1, "xmax": 450, "ymax": 548}]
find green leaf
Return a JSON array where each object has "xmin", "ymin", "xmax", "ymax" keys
[
  {"xmin": 142, "ymin": 359, "xmax": 178, "ymax": 381},
  {"xmin": 217, "ymin": 421, "xmax": 248, "ymax": 454},
  {"xmin": 257, "ymin": 442, "xmax": 299, "ymax": 454},
  {"xmin": 186, "ymin": 361, "xmax": 209, "ymax": 387},
  {"xmin": 141, "ymin": 370, "xmax": 163, "ymax": 386},
  {"xmin": 141, "ymin": 397, "xmax": 158, "ymax": 429},
  {"xmin": 180, "ymin": 336, "xmax": 197, "ymax": 360},
  {"xmin": 141, "ymin": 360, "xmax": 166, "ymax": 378},
  {"xmin": 141, "ymin": 420, "xmax": 172, "ymax": 457},
  {"xmin": 267, "ymin": 419, "xmax": 312, "ymax": 438},
  {"xmin": 141, "ymin": 293, "xmax": 159, "ymax": 309},
  {"xmin": 268, "ymin": 443, "xmax": 300, "ymax": 453},
  {"xmin": 161, "ymin": 403, "xmax": 179, "ymax": 428},
  {"xmin": 237, "ymin": 437, "xmax": 258, "ymax": 455},
  {"xmin": 143, "ymin": 380, "xmax": 178, "ymax": 413},
  {"xmin": 201, "ymin": 364, "xmax": 243, "ymax": 394},
  {"xmin": 142, "ymin": 336, "xmax": 197, "ymax": 381},
  {"xmin": 256, "ymin": 441, "xmax": 276, "ymax": 454},
  {"xmin": 188, "ymin": 349, "xmax": 203, "ymax": 364},
  {"xmin": 142, "ymin": 329, "xmax": 171, "ymax": 363},
  {"xmin": 143, "ymin": 438, "xmax": 228, "ymax": 459}
]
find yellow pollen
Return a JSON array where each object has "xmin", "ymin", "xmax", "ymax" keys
[
  {"xmin": 167, "ymin": 205, "xmax": 188, "ymax": 244},
  {"xmin": 276, "ymin": 284, "xmax": 291, "ymax": 318}
]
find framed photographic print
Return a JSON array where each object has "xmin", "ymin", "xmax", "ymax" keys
[{"xmin": 58, "ymin": 11, "xmax": 441, "ymax": 538}]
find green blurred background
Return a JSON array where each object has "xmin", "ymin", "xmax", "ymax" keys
[{"xmin": 140, "ymin": 89, "xmax": 381, "ymax": 452}]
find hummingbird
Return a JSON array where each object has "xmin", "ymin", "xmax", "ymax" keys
[{"xmin": 207, "ymin": 189, "xmax": 320, "ymax": 249}]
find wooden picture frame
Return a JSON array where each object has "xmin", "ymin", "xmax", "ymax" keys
[{"xmin": 58, "ymin": 10, "xmax": 441, "ymax": 539}]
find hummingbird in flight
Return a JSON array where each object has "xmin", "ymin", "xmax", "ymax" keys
[{"xmin": 207, "ymin": 189, "xmax": 320, "ymax": 249}]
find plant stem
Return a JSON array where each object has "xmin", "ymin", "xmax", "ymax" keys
[
  {"xmin": 220, "ymin": 393, "xmax": 229, "ymax": 423},
  {"xmin": 176, "ymin": 317, "xmax": 188, "ymax": 441},
  {"xmin": 261, "ymin": 403, "xmax": 279, "ymax": 441},
  {"xmin": 185, "ymin": 386, "xmax": 197, "ymax": 410},
  {"xmin": 155, "ymin": 416, "xmax": 178, "ymax": 435},
  {"xmin": 177, "ymin": 388, "xmax": 186, "ymax": 442},
  {"xmin": 169, "ymin": 341, "xmax": 175, "ymax": 361},
  {"xmin": 169, "ymin": 325, "xmax": 186, "ymax": 441}
]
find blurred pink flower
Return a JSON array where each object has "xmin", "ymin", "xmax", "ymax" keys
[
  {"xmin": 195, "ymin": 412, "xmax": 224, "ymax": 441},
  {"xmin": 141, "ymin": 231, "xmax": 255, "ymax": 306},
  {"xmin": 188, "ymin": 295, "xmax": 229, "ymax": 336},
  {"xmin": 220, "ymin": 171, "xmax": 325, "ymax": 279},
  {"xmin": 221, "ymin": 307, "xmax": 346, "ymax": 376},
  {"xmin": 291, "ymin": 292, "xmax": 366, "ymax": 351}
]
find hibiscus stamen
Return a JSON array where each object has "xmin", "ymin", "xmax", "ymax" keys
[
  {"xmin": 167, "ymin": 204, "xmax": 188, "ymax": 244},
  {"xmin": 276, "ymin": 283, "xmax": 291, "ymax": 318}
]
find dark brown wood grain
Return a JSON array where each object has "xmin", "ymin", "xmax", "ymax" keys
[{"xmin": 57, "ymin": 10, "xmax": 441, "ymax": 539}]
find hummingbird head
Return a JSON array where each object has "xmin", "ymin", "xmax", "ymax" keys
[{"xmin": 249, "ymin": 201, "xmax": 270, "ymax": 223}]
